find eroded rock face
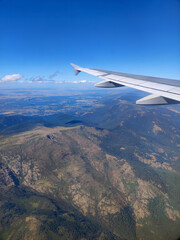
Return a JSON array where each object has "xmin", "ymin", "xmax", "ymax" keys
[
  {"xmin": 0, "ymin": 163, "xmax": 18, "ymax": 187},
  {"xmin": 0, "ymin": 125, "xmax": 179, "ymax": 240},
  {"xmin": 135, "ymin": 152, "xmax": 174, "ymax": 171},
  {"xmin": 1, "ymin": 153, "xmax": 41, "ymax": 186}
]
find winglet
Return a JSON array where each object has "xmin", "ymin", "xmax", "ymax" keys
[{"xmin": 70, "ymin": 63, "xmax": 81, "ymax": 76}]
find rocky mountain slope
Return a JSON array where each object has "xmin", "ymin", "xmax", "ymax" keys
[{"xmin": 0, "ymin": 94, "xmax": 180, "ymax": 240}]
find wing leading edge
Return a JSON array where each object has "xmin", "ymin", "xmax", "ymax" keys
[{"xmin": 71, "ymin": 63, "xmax": 180, "ymax": 105}]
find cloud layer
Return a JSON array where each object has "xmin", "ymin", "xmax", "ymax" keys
[
  {"xmin": 0, "ymin": 72, "xmax": 94, "ymax": 85},
  {"xmin": 0, "ymin": 74, "xmax": 23, "ymax": 82}
]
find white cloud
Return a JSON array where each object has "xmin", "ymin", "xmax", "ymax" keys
[
  {"xmin": 80, "ymin": 80, "xmax": 87, "ymax": 83},
  {"xmin": 72, "ymin": 80, "xmax": 78, "ymax": 84},
  {"xmin": 33, "ymin": 76, "xmax": 41, "ymax": 81},
  {"xmin": 32, "ymin": 76, "xmax": 44, "ymax": 82},
  {"xmin": 55, "ymin": 81, "xmax": 64, "ymax": 84},
  {"xmin": 70, "ymin": 80, "xmax": 93, "ymax": 84},
  {"xmin": 0, "ymin": 73, "xmax": 23, "ymax": 82},
  {"xmin": 31, "ymin": 76, "xmax": 55, "ymax": 83},
  {"xmin": 31, "ymin": 76, "xmax": 51, "ymax": 83},
  {"xmin": 55, "ymin": 80, "xmax": 89, "ymax": 84}
]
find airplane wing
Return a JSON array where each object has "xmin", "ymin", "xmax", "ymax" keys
[{"xmin": 71, "ymin": 63, "xmax": 180, "ymax": 105}]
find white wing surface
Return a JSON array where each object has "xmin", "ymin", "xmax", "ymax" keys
[{"xmin": 71, "ymin": 63, "xmax": 180, "ymax": 105}]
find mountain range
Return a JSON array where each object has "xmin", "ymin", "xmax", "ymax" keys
[{"xmin": 0, "ymin": 90, "xmax": 180, "ymax": 240}]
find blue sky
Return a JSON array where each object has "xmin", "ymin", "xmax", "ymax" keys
[{"xmin": 0, "ymin": 0, "xmax": 180, "ymax": 85}]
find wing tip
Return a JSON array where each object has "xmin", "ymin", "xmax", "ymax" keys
[{"xmin": 70, "ymin": 63, "xmax": 81, "ymax": 76}]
